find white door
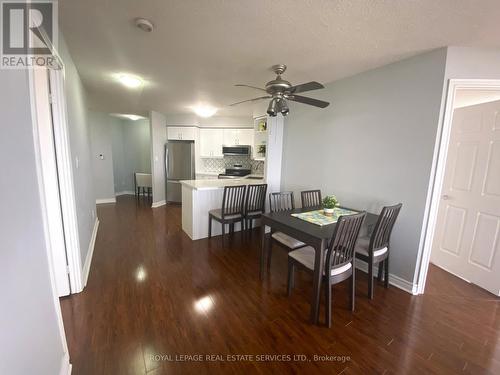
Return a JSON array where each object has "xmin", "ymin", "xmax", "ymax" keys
[
  {"xmin": 199, "ymin": 128, "xmax": 223, "ymax": 157},
  {"xmin": 431, "ymin": 100, "xmax": 500, "ymax": 295},
  {"xmin": 33, "ymin": 69, "xmax": 71, "ymax": 296}
]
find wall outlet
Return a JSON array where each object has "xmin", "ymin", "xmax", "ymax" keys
[
  {"xmin": 75, "ymin": 156, "xmax": 79, "ymax": 169},
  {"xmin": 91, "ymin": 209, "xmax": 95, "ymax": 220}
]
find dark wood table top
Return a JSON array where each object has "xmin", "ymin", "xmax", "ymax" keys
[{"xmin": 261, "ymin": 206, "xmax": 379, "ymax": 242}]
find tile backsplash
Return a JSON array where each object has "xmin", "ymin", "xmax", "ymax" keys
[{"xmin": 201, "ymin": 156, "xmax": 264, "ymax": 175}]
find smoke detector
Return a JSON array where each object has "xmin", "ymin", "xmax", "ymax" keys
[{"xmin": 135, "ymin": 18, "xmax": 154, "ymax": 32}]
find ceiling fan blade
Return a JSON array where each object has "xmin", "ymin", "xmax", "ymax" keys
[
  {"xmin": 228, "ymin": 96, "xmax": 271, "ymax": 106},
  {"xmin": 288, "ymin": 81, "xmax": 324, "ymax": 94},
  {"xmin": 235, "ymin": 84, "xmax": 267, "ymax": 92},
  {"xmin": 287, "ymin": 95, "xmax": 330, "ymax": 108}
]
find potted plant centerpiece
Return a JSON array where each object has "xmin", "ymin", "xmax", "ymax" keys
[{"xmin": 322, "ymin": 195, "xmax": 338, "ymax": 216}]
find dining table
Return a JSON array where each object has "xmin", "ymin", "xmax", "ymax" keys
[{"xmin": 260, "ymin": 206, "xmax": 379, "ymax": 324}]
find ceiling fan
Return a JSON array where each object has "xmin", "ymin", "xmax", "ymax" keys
[{"xmin": 229, "ymin": 64, "xmax": 330, "ymax": 116}]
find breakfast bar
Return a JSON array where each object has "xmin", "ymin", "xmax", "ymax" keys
[{"xmin": 180, "ymin": 177, "xmax": 264, "ymax": 240}]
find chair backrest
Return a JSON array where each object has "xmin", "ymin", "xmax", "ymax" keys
[
  {"xmin": 245, "ymin": 184, "xmax": 267, "ymax": 215},
  {"xmin": 269, "ymin": 191, "xmax": 295, "ymax": 212},
  {"xmin": 325, "ymin": 212, "xmax": 366, "ymax": 272},
  {"xmin": 370, "ymin": 203, "xmax": 402, "ymax": 252},
  {"xmin": 221, "ymin": 185, "xmax": 247, "ymax": 218},
  {"xmin": 301, "ymin": 189, "xmax": 322, "ymax": 209}
]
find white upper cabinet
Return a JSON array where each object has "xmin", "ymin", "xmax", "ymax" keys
[
  {"xmin": 199, "ymin": 128, "xmax": 224, "ymax": 158},
  {"xmin": 223, "ymin": 128, "xmax": 254, "ymax": 146},
  {"xmin": 167, "ymin": 126, "xmax": 197, "ymax": 141}
]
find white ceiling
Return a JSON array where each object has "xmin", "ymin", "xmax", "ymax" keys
[
  {"xmin": 59, "ymin": 0, "xmax": 500, "ymax": 117},
  {"xmin": 454, "ymin": 89, "xmax": 500, "ymax": 108}
]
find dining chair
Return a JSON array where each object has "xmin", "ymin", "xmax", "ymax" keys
[
  {"xmin": 208, "ymin": 185, "xmax": 246, "ymax": 240},
  {"xmin": 267, "ymin": 192, "xmax": 306, "ymax": 267},
  {"xmin": 287, "ymin": 211, "xmax": 366, "ymax": 327},
  {"xmin": 244, "ymin": 184, "xmax": 267, "ymax": 231},
  {"xmin": 355, "ymin": 203, "xmax": 402, "ymax": 299},
  {"xmin": 301, "ymin": 189, "xmax": 322, "ymax": 209}
]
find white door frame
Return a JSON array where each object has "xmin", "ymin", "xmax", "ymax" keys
[
  {"xmin": 29, "ymin": 65, "xmax": 84, "ymax": 294},
  {"xmin": 415, "ymin": 79, "xmax": 500, "ymax": 294}
]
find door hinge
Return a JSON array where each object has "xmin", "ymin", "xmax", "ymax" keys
[
  {"xmin": 48, "ymin": 94, "xmax": 54, "ymax": 104},
  {"xmin": 66, "ymin": 265, "xmax": 70, "ymax": 274}
]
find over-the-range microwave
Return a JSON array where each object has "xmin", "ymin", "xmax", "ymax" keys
[{"xmin": 222, "ymin": 145, "xmax": 251, "ymax": 156}]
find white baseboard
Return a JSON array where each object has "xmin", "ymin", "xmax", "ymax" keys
[
  {"xmin": 355, "ymin": 259, "xmax": 418, "ymax": 295},
  {"xmin": 58, "ymin": 353, "xmax": 71, "ymax": 375},
  {"xmin": 82, "ymin": 217, "xmax": 99, "ymax": 287},
  {"xmin": 115, "ymin": 190, "xmax": 135, "ymax": 196},
  {"xmin": 96, "ymin": 197, "xmax": 116, "ymax": 204},
  {"xmin": 151, "ymin": 200, "xmax": 166, "ymax": 208}
]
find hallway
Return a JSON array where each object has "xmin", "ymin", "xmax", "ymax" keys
[{"xmin": 61, "ymin": 196, "xmax": 500, "ymax": 374}]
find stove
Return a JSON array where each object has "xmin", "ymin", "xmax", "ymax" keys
[{"xmin": 218, "ymin": 165, "xmax": 251, "ymax": 179}]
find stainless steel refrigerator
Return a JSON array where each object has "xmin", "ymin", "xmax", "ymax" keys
[{"xmin": 165, "ymin": 141, "xmax": 195, "ymax": 203}]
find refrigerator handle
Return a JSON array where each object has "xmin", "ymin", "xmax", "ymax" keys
[
  {"xmin": 190, "ymin": 142, "xmax": 195, "ymax": 179},
  {"xmin": 165, "ymin": 144, "xmax": 169, "ymax": 179}
]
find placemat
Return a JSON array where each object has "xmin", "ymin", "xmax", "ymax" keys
[{"xmin": 291, "ymin": 208, "xmax": 358, "ymax": 226}]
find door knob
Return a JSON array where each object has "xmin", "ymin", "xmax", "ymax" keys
[{"xmin": 442, "ymin": 195, "xmax": 450, "ymax": 200}]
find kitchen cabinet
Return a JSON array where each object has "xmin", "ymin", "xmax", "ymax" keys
[
  {"xmin": 199, "ymin": 128, "xmax": 224, "ymax": 158},
  {"xmin": 167, "ymin": 126, "xmax": 197, "ymax": 141},
  {"xmin": 223, "ymin": 128, "xmax": 254, "ymax": 146}
]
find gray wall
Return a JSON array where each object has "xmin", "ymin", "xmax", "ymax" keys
[
  {"xmin": 118, "ymin": 119, "xmax": 151, "ymax": 192},
  {"xmin": 89, "ymin": 113, "xmax": 151, "ymax": 196},
  {"xmin": 0, "ymin": 70, "xmax": 67, "ymax": 374},
  {"xmin": 59, "ymin": 34, "xmax": 96, "ymax": 265},
  {"xmin": 281, "ymin": 48, "xmax": 448, "ymax": 283},
  {"xmin": 88, "ymin": 111, "xmax": 116, "ymax": 200},
  {"xmin": 150, "ymin": 111, "xmax": 167, "ymax": 204},
  {"xmin": 445, "ymin": 47, "xmax": 500, "ymax": 80}
]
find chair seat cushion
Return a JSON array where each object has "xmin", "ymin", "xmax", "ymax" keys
[
  {"xmin": 272, "ymin": 232, "xmax": 305, "ymax": 249},
  {"xmin": 355, "ymin": 237, "xmax": 388, "ymax": 257},
  {"xmin": 245, "ymin": 210, "xmax": 263, "ymax": 218},
  {"xmin": 289, "ymin": 246, "xmax": 352, "ymax": 276},
  {"xmin": 209, "ymin": 208, "xmax": 242, "ymax": 220}
]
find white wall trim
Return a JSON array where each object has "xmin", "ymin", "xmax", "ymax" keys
[
  {"xmin": 355, "ymin": 260, "xmax": 418, "ymax": 295},
  {"xmin": 151, "ymin": 200, "xmax": 166, "ymax": 208},
  {"xmin": 96, "ymin": 198, "xmax": 116, "ymax": 204},
  {"xmin": 415, "ymin": 79, "xmax": 500, "ymax": 295},
  {"xmin": 82, "ymin": 218, "xmax": 99, "ymax": 287},
  {"xmin": 58, "ymin": 353, "xmax": 72, "ymax": 375},
  {"xmin": 115, "ymin": 190, "xmax": 135, "ymax": 196}
]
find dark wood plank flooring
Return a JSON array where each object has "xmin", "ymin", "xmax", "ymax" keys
[{"xmin": 60, "ymin": 196, "xmax": 500, "ymax": 374}]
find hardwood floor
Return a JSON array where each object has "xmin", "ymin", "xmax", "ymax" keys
[{"xmin": 61, "ymin": 196, "xmax": 500, "ymax": 374}]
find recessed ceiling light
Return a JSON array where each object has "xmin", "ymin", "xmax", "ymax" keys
[
  {"xmin": 110, "ymin": 113, "xmax": 146, "ymax": 121},
  {"xmin": 192, "ymin": 104, "xmax": 218, "ymax": 118},
  {"xmin": 114, "ymin": 73, "xmax": 143, "ymax": 89}
]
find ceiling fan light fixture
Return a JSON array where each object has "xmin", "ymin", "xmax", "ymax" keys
[
  {"xmin": 267, "ymin": 98, "xmax": 278, "ymax": 117},
  {"xmin": 280, "ymin": 99, "xmax": 289, "ymax": 116}
]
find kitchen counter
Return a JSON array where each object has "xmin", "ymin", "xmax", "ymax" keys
[
  {"xmin": 181, "ymin": 176, "xmax": 265, "ymax": 191},
  {"xmin": 180, "ymin": 176, "xmax": 265, "ymax": 240}
]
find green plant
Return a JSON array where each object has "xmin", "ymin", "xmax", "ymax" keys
[
  {"xmin": 322, "ymin": 195, "xmax": 338, "ymax": 209},
  {"xmin": 257, "ymin": 145, "xmax": 266, "ymax": 154}
]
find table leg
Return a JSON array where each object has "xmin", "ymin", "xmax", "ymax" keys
[
  {"xmin": 310, "ymin": 240, "xmax": 325, "ymax": 324},
  {"xmin": 260, "ymin": 224, "xmax": 268, "ymax": 280}
]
